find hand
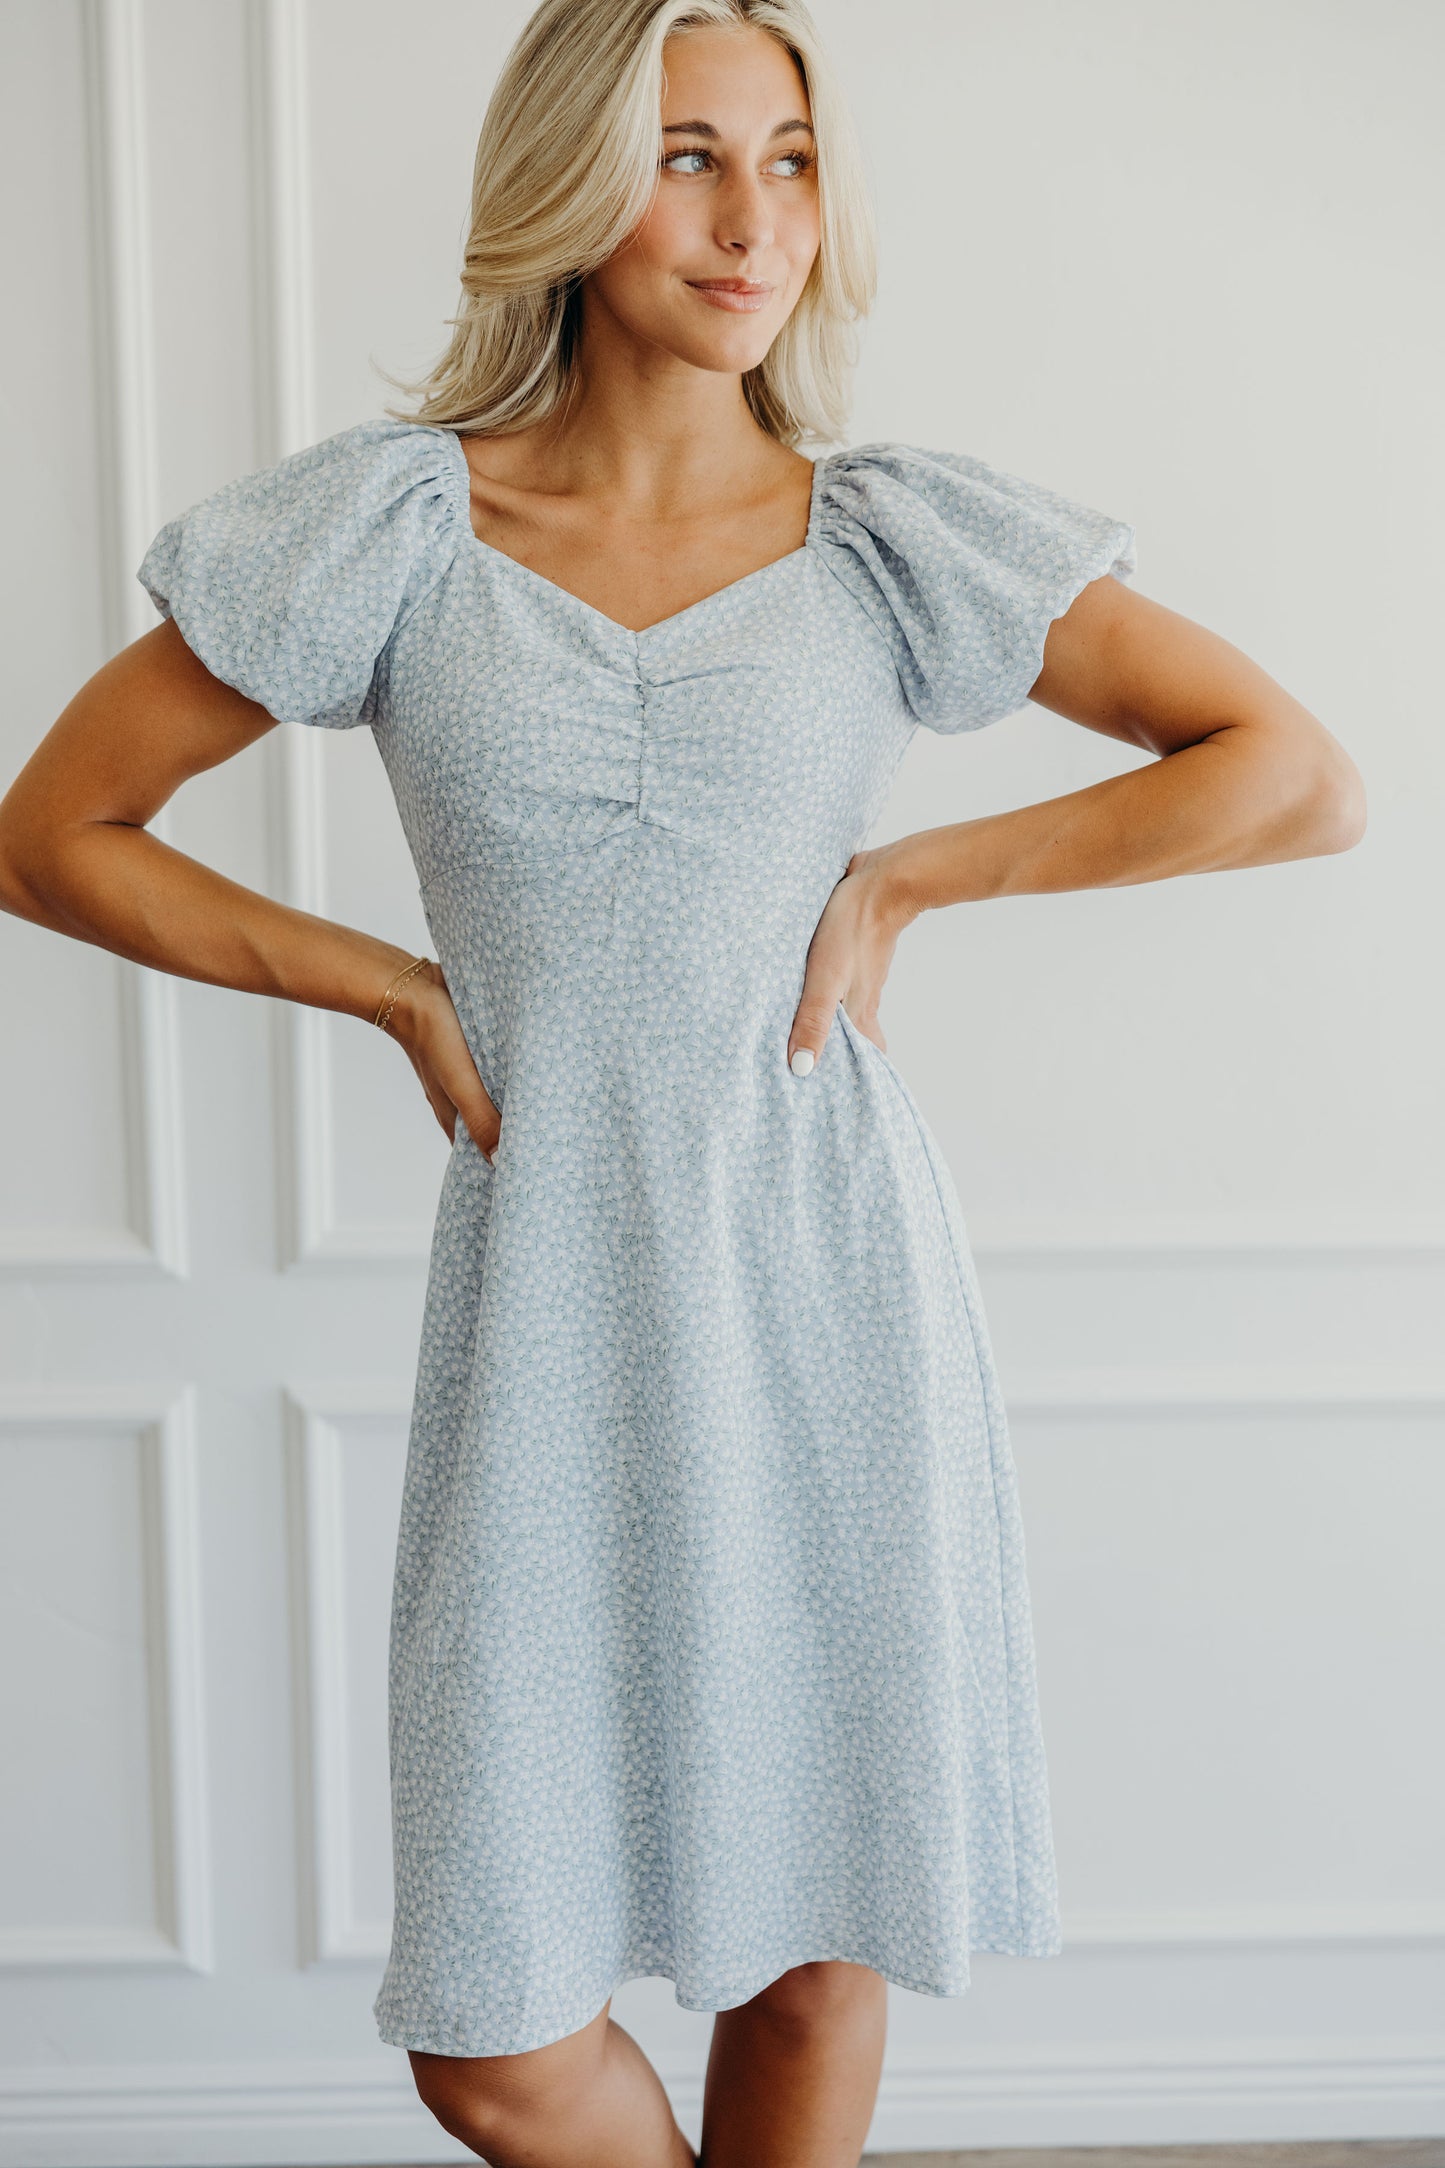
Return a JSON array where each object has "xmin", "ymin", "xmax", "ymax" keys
[
  {"xmin": 787, "ymin": 843, "xmax": 920, "ymax": 1077},
  {"xmin": 382, "ymin": 959, "xmax": 502, "ymax": 1164}
]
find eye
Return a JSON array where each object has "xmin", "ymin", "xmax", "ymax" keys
[{"xmin": 660, "ymin": 144, "xmax": 816, "ymax": 179}]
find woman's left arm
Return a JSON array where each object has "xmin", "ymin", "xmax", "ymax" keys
[
  {"xmin": 786, "ymin": 579, "xmax": 1366, "ymax": 1070},
  {"xmin": 882, "ymin": 575, "xmax": 1367, "ymax": 915}
]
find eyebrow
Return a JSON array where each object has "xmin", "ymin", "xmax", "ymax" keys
[{"xmin": 662, "ymin": 118, "xmax": 814, "ymax": 139}]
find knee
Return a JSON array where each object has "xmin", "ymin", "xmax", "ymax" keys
[
  {"xmin": 408, "ymin": 2038, "xmax": 585, "ymax": 2152},
  {"xmin": 750, "ymin": 1958, "xmax": 884, "ymax": 2042},
  {"xmin": 409, "ymin": 2047, "xmax": 513, "ymax": 2150}
]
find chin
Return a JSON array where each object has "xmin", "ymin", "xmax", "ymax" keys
[
  {"xmin": 693, "ymin": 341, "xmax": 777, "ymax": 376},
  {"xmin": 658, "ymin": 316, "xmax": 785, "ymax": 377}
]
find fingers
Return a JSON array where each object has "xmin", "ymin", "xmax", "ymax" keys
[
  {"xmin": 463, "ymin": 1103, "xmax": 503, "ymax": 1166},
  {"xmin": 439, "ymin": 1091, "xmax": 501, "ymax": 1165},
  {"xmin": 384, "ymin": 964, "xmax": 503, "ymax": 1162},
  {"xmin": 460, "ymin": 1119, "xmax": 501, "ymax": 1168},
  {"xmin": 789, "ymin": 848, "xmax": 907, "ymax": 1075},
  {"xmin": 786, "ymin": 985, "xmax": 840, "ymax": 1077},
  {"xmin": 790, "ymin": 856, "xmax": 877, "ymax": 1076}
]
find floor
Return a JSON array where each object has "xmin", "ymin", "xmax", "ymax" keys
[
  {"xmin": 859, "ymin": 2148, "xmax": 1444, "ymax": 2168},
  {"xmin": 369, "ymin": 2143, "xmax": 1442, "ymax": 2167}
]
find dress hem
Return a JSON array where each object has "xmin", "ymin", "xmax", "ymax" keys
[{"xmin": 374, "ymin": 1933, "xmax": 1066, "ymax": 2059}]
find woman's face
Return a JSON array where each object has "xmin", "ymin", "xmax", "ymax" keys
[{"xmin": 584, "ymin": 23, "xmax": 822, "ymax": 377}]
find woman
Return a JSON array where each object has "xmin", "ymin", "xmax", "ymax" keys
[{"xmin": 0, "ymin": 1, "xmax": 1364, "ymax": 2163}]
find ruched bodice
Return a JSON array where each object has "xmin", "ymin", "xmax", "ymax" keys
[{"xmin": 138, "ymin": 419, "xmax": 1136, "ymax": 2057}]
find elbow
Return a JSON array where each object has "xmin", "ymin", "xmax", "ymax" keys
[
  {"xmin": 0, "ymin": 815, "xmax": 29, "ymax": 919},
  {"xmin": 0, "ymin": 800, "xmax": 53, "ymax": 922},
  {"xmin": 1308, "ymin": 738, "xmax": 1368, "ymax": 855},
  {"xmin": 1261, "ymin": 714, "xmax": 1366, "ymax": 859}
]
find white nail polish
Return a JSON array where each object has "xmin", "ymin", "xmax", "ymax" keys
[{"xmin": 790, "ymin": 1047, "xmax": 815, "ymax": 1077}]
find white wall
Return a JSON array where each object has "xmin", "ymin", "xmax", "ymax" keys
[{"xmin": 0, "ymin": 2, "xmax": 1441, "ymax": 2161}]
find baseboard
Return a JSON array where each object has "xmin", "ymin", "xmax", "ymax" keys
[{"xmin": 0, "ymin": 2035, "xmax": 1441, "ymax": 2165}]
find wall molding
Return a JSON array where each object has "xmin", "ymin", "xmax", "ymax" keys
[
  {"xmin": 267, "ymin": 1193, "xmax": 1445, "ymax": 1283},
  {"xmin": 2, "ymin": 0, "xmax": 194, "ymax": 1285},
  {"xmin": 1059, "ymin": 1902, "xmax": 1445, "ymax": 1952},
  {"xmin": 83, "ymin": 0, "xmax": 158, "ymax": 650},
  {"xmin": 275, "ymin": 1201, "xmax": 1445, "ymax": 1282},
  {"xmin": 0, "ymin": 2031, "xmax": 1440, "ymax": 2161},
  {"xmin": 0, "ymin": 1386, "xmax": 212, "ymax": 1975},
  {"xmin": 969, "ymin": 1212, "xmax": 1445, "ymax": 1264},
  {"xmin": 270, "ymin": 730, "xmax": 351, "ymax": 1271},
  {"xmin": 245, "ymin": 0, "xmax": 315, "ymax": 465},
  {"xmin": 246, "ymin": 0, "xmax": 326, "ymax": 1273},
  {"xmin": 1002, "ymin": 1365, "xmax": 1445, "ymax": 1416},
  {"xmin": 270, "ymin": 736, "xmax": 427, "ymax": 1271},
  {"xmin": 276, "ymin": 1368, "xmax": 1445, "ymax": 1966},
  {"xmin": 1007, "ymin": 1365, "xmax": 1445, "ymax": 1955},
  {"xmin": 246, "ymin": 0, "xmax": 418, "ymax": 1272},
  {"xmin": 284, "ymin": 1383, "xmax": 411, "ymax": 1968}
]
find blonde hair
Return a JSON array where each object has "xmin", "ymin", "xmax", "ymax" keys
[{"xmin": 380, "ymin": 0, "xmax": 876, "ymax": 450}]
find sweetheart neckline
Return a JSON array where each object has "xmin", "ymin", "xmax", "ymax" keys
[{"xmin": 436, "ymin": 426, "xmax": 831, "ymax": 641}]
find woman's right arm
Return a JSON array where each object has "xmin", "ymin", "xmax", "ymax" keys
[{"xmin": 0, "ymin": 619, "xmax": 499, "ymax": 1156}]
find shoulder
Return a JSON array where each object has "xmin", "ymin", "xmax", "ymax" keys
[
  {"xmin": 134, "ymin": 418, "xmax": 473, "ymax": 729},
  {"xmin": 808, "ymin": 438, "xmax": 1137, "ymax": 733},
  {"xmin": 138, "ymin": 416, "xmax": 472, "ymax": 617},
  {"xmin": 813, "ymin": 439, "xmax": 1134, "ymax": 564},
  {"xmin": 209, "ymin": 416, "xmax": 472, "ymax": 533}
]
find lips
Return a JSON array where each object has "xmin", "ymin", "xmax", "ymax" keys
[{"xmin": 680, "ymin": 277, "xmax": 775, "ymax": 316}]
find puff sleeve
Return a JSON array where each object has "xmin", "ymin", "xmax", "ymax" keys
[
  {"xmin": 135, "ymin": 418, "xmax": 466, "ymax": 728},
  {"xmin": 813, "ymin": 441, "xmax": 1137, "ymax": 732}
]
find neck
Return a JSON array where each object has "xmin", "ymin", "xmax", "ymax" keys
[{"xmin": 512, "ymin": 297, "xmax": 785, "ymax": 519}]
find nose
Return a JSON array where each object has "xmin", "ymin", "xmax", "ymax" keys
[{"xmin": 713, "ymin": 167, "xmax": 775, "ymax": 259}]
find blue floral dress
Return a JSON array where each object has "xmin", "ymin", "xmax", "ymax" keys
[{"xmin": 138, "ymin": 420, "xmax": 1136, "ymax": 2056}]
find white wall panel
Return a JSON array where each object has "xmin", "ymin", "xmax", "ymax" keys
[
  {"xmin": 301, "ymin": 0, "xmax": 535, "ymax": 438},
  {"xmin": 0, "ymin": 1420, "xmax": 159, "ymax": 1947},
  {"xmin": 0, "ymin": 4, "xmax": 142, "ymax": 1266},
  {"xmin": 2, "ymin": 4, "xmax": 110, "ymax": 721},
  {"xmin": 0, "ymin": 1388, "xmax": 209, "ymax": 1974},
  {"xmin": 845, "ymin": 0, "xmax": 1444, "ymax": 1255},
  {"xmin": 276, "ymin": 732, "xmax": 447, "ymax": 1269},
  {"xmin": 0, "ymin": 0, "xmax": 185, "ymax": 1280},
  {"xmin": 286, "ymin": 1388, "xmax": 410, "ymax": 1966},
  {"xmin": 1021, "ymin": 1398, "xmax": 1445, "ymax": 1938},
  {"xmin": 146, "ymin": 0, "xmax": 259, "ymax": 506},
  {"xmin": 321, "ymin": 740, "xmax": 447, "ymax": 1252}
]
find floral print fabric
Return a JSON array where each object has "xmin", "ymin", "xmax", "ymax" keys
[{"xmin": 138, "ymin": 419, "xmax": 1136, "ymax": 2055}]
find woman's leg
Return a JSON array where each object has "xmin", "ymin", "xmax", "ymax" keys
[
  {"xmin": 698, "ymin": 1959, "xmax": 888, "ymax": 2168},
  {"xmin": 408, "ymin": 1998, "xmax": 696, "ymax": 2168}
]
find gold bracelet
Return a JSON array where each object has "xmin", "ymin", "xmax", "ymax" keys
[{"xmin": 374, "ymin": 954, "xmax": 432, "ymax": 1033}]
